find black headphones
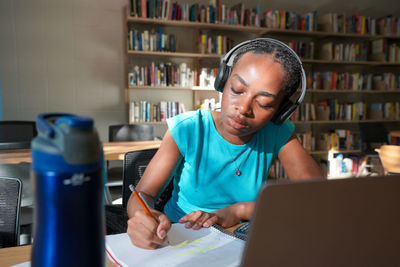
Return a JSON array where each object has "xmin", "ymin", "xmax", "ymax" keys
[{"xmin": 214, "ymin": 38, "xmax": 307, "ymax": 125}]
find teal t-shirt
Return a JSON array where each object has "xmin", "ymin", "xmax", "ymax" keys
[{"xmin": 163, "ymin": 109, "xmax": 294, "ymax": 222}]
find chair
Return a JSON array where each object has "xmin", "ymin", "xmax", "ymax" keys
[
  {"xmin": 0, "ymin": 177, "xmax": 22, "ymax": 248},
  {"xmin": 122, "ymin": 149, "xmax": 173, "ymax": 210},
  {"xmin": 109, "ymin": 124, "xmax": 155, "ymax": 142},
  {"xmin": 106, "ymin": 124, "xmax": 155, "ymax": 202},
  {"xmin": 105, "ymin": 148, "xmax": 173, "ymax": 235},
  {"xmin": 0, "ymin": 121, "xmax": 37, "ymax": 150}
]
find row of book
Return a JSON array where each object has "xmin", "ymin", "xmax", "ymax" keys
[
  {"xmin": 296, "ymin": 130, "xmax": 362, "ymax": 151},
  {"xmin": 371, "ymin": 39, "xmax": 400, "ymax": 62},
  {"xmin": 129, "ymin": 100, "xmax": 185, "ymax": 123},
  {"xmin": 263, "ymin": 10, "xmax": 318, "ymax": 31},
  {"xmin": 128, "ymin": 28, "xmax": 176, "ymax": 52},
  {"xmin": 377, "ymin": 16, "xmax": 400, "ymax": 36},
  {"xmin": 291, "ymin": 101, "xmax": 366, "ymax": 121},
  {"xmin": 315, "ymin": 100, "xmax": 400, "ymax": 121},
  {"xmin": 291, "ymin": 101, "xmax": 400, "ymax": 121},
  {"xmin": 128, "ymin": 63, "xmax": 196, "ymax": 87},
  {"xmin": 129, "ymin": 1, "xmax": 400, "ymax": 36},
  {"xmin": 319, "ymin": 13, "xmax": 378, "ymax": 35},
  {"xmin": 306, "ymin": 72, "xmax": 400, "ymax": 90},
  {"xmin": 130, "ymin": 0, "xmax": 262, "ymax": 26},
  {"xmin": 321, "ymin": 42, "xmax": 369, "ymax": 61},
  {"xmin": 387, "ymin": 43, "xmax": 400, "ymax": 63},
  {"xmin": 286, "ymin": 41, "xmax": 314, "ymax": 59},
  {"xmin": 198, "ymin": 34, "xmax": 234, "ymax": 55},
  {"xmin": 321, "ymin": 130, "xmax": 362, "ymax": 151}
]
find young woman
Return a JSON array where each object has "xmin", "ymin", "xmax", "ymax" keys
[{"xmin": 126, "ymin": 38, "xmax": 323, "ymax": 249}]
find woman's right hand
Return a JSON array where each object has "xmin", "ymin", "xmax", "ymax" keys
[{"xmin": 126, "ymin": 208, "xmax": 171, "ymax": 250}]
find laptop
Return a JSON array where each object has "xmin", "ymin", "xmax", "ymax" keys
[{"xmin": 240, "ymin": 175, "xmax": 400, "ymax": 267}]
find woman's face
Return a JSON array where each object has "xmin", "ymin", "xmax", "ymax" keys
[{"xmin": 219, "ymin": 52, "xmax": 286, "ymax": 141}]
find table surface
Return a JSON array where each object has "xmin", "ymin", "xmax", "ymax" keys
[
  {"xmin": 0, "ymin": 140, "xmax": 162, "ymax": 207},
  {"xmin": 0, "ymin": 140, "xmax": 162, "ymax": 164},
  {"xmin": 0, "ymin": 224, "xmax": 243, "ymax": 266}
]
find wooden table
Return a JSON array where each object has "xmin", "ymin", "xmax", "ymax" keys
[
  {"xmin": 0, "ymin": 224, "xmax": 243, "ymax": 266},
  {"xmin": 0, "ymin": 140, "xmax": 162, "ymax": 164},
  {"xmin": 0, "ymin": 245, "xmax": 116, "ymax": 266}
]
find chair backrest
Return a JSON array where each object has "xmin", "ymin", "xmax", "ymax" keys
[
  {"xmin": 109, "ymin": 124, "xmax": 154, "ymax": 142},
  {"xmin": 0, "ymin": 177, "xmax": 22, "ymax": 248},
  {"xmin": 122, "ymin": 149, "xmax": 173, "ymax": 211},
  {"xmin": 0, "ymin": 121, "xmax": 37, "ymax": 150}
]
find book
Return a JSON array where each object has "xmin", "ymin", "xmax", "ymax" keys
[{"xmin": 106, "ymin": 223, "xmax": 245, "ymax": 267}]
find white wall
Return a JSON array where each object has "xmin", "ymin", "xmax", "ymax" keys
[
  {"xmin": 1, "ymin": 0, "xmax": 399, "ymax": 141},
  {"xmin": 0, "ymin": 0, "xmax": 129, "ymax": 141}
]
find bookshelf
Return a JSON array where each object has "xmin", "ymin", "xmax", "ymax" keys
[{"xmin": 124, "ymin": 5, "xmax": 400, "ymax": 168}]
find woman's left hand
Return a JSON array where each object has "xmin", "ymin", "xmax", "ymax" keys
[{"xmin": 178, "ymin": 204, "xmax": 241, "ymax": 230}]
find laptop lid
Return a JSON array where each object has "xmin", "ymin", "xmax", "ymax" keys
[{"xmin": 241, "ymin": 175, "xmax": 400, "ymax": 267}]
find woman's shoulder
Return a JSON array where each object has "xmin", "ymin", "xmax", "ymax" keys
[{"xmin": 167, "ymin": 109, "xmax": 210, "ymax": 129}]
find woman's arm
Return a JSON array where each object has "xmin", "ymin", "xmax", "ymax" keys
[
  {"xmin": 127, "ymin": 129, "xmax": 181, "ymax": 215},
  {"xmin": 278, "ymin": 132, "xmax": 324, "ymax": 180},
  {"xmin": 126, "ymin": 129, "xmax": 181, "ymax": 249},
  {"xmin": 179, "ymin": 201, "xmax": 255, "ymax": 230}
]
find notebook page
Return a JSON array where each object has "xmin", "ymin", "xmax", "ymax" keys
[{"xmin": 106, "ymin": 223, "xmax": 245, "ymax": 267}]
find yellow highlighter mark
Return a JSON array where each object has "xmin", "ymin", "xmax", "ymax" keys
[
  {"xmin": 176, "ymin": 246, "xmax": 217, "ymax": 257},
  {"xmin": 170, "ymin": 238, "xmax": 204, "ymax": 248}
]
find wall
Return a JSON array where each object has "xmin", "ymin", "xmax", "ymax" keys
[
  {"xmin": 1, "ymin": 0, "xmax": 399, "ymax": 141},
  {"xmin": 0, "ymin": 0, "xmax": 129, "ymax": 141}
]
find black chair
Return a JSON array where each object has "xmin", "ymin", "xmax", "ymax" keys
[
  {"xmin": 109, "ymin": 124, "xmax": 155, "ymax": 142},
  {"xmin": 0, "ymin": 177, "xmax": 22, "ymax": 248},
  {"xmin": 105, "ymin": 148, "xmax": 173, "ymax": 235},
  {"xmin": 106, "ymin": 124, "xmax": 155, "ymax": 202},
  {"xmin": 0, "ymin": 121, "xmax": 37, "ymax": 150}
]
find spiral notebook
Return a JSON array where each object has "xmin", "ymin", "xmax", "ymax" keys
[{"xmin": 106, "ymin": 223, "xmax": 246, "ymax": 267}]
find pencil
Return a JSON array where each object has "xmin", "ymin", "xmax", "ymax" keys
[{"xmin": 129, "ymin": 184, "xmax": 157, "ymax": 220}]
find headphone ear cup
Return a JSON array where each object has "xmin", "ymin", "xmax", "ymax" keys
[
  {"xmin": 271, "ymin": 100, "xmax": 297, "ymax": 125},
  {"xmin": 214, "ymin": 64, "xmax": 230, "ymax": 92}
]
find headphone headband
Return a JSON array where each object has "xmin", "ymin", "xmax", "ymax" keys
[{"xmin": 214, "ymin": 38, "xmax": 307, "ymax": 124}]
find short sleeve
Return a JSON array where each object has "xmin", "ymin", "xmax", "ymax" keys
[
  {"xmin": 166, "ymin": 111, "xmax": 198, "ymax": 157},
  {"xmin": 274, "ymin": 120, "xmax": 295, "ymax": 155}
]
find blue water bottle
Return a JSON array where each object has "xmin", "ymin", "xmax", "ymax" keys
[{"xmin": 31, "ymin": 113, "xmax": 105, "ymax": 267}]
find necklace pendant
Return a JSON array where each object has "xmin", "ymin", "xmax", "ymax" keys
[{"xmin": 235, "ymin": 169, "xmax": 241, "ymax": 176}]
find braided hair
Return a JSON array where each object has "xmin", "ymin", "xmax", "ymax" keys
[{"xmin": 230, "ymin": 39, "xmax": 302, "ymax": 98}]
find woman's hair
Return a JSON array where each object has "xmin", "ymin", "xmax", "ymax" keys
[{"xmin": 231, "ymin": 39, "xmax": 302, "ymax": 98}]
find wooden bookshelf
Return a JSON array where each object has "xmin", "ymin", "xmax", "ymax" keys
[{"xmin": 125, "ymin": 10, "xmax": 400, "ymax": 162}]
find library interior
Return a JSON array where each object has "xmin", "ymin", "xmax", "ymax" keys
[{"xmin": 0, "ymin": 0, "xmax": 400, "ymax": 266}]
